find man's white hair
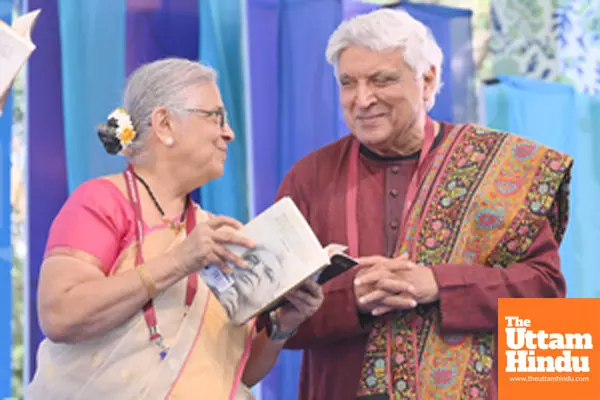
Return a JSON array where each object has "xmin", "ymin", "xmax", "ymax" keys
[{"xmin": 325, "ymin": 8, "xmax": 443, "ymax": 110}]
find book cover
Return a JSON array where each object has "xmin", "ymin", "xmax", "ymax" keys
[{"xmin": 199, "ymin": 196, "xmax": 357, "ymax": 325}]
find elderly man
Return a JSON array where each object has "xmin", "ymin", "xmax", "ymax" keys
[{"xmin": 270, "ymin": 8, "xmax": 573, "ymax": 400}]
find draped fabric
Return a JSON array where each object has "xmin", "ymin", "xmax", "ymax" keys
[
  {"xmin": 483, "ymin": 75, "xmax": 600, "ymax": 298},
  {"xmin": 246, "ymin": 1, "xmax": 476, "ymax": 399},
  {"xmin": 199, "ymin": 0, "xmax": 249, "ymax": 222},
  {"xmin": 125, "ymin": 0, "xmax": 199, "ymax": 76},
  {"xmin": 246, "ymin": 0, "xmax": 342, "ymax": 217},
  {"xmin": 125, "ymin": 0, "xmax": 201, "ymax": 202},
  {"xmin": 0, "ymin": 2, "xmax": 13, "ymax": 395},
  {"xmin": 58, "ymin": 0, "xmax": 126, "ymax": 193},
  {"xmin": 60, "ymin": 0, "xmax": 203, "ymax": 193},
  {"xmin": 246, "ymin": 2, "xmax": 343, "ymax": 397},
  {"xmin": 26, "ymin": 0, "xmax": 70, "ymax": 382},
  {"xmin": 60, "ymin": 0, "xmax": 204, "ymax": 193}
]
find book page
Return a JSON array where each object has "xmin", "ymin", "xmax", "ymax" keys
[
  {"xmin": 0, "ymin": 11, "xmax": 39, "ymax": 110},
  {"xmin": 11, "ymin": 9, "xmax": 41, "ymax": 40},
  {"xmin": 200, "ymin": 197, "xmax": 330, "ymax": 325}
]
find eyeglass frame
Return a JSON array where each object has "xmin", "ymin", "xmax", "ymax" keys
[{"xmin": 183, "ymin": 107, "xmax": 228, "ymax": 129}]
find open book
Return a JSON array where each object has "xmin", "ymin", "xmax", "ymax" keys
[
  {"xmin": 199, "ymin": 196, "xmax": 358, "ymax": 326},
  {"xmin": 0, "ymin": 9, "xmax": 41, "ymax": 115}
]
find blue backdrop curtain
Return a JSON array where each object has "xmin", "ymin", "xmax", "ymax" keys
[
  {"xmin": 246, "ymin": 1, "xmax": 342, "ymax": 398},
  {"xmin": 58, "ymin": 0, "xmax": 126, "ymax": 193},
  {"xmin": 125, "ymin": 0, "xmax": 201, "ymax": 201},
  {"xmin": 247, "ymin": 0, "xmax": 342, "ymax": 217},
  {"xmin": 61, "ymin": 0, "xmax": 205, "ymax": 194},
  {"xmin": 246, "ymin": 1, "xmax": 476, "ymax": 399},
  {"xmin": 26, "ymin": 0, "xmax": 70, "ymax": 382},
  {"xmin": 126, "ymin": 0, "xmax": 199, "ymax": 76},
  {"xmin": 484, "ymin": 75, "xmax": 599, "ymax": 298},
  {"xmin": 0, "ymin": 2, "xmax": 13, "ymax": 396},
  {"xmin": 199, "ymin": 0, "xmax": 248, "ymax": 222},
  {"xmin": 60, "ymin": 0, "xmax": 201, "ymax": 194}
]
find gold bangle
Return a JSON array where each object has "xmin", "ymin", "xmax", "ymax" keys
[{"xmin": 136, "ymin": 264, "xmax": 159, "ymax": 298}]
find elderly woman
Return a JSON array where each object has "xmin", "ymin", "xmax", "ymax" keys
[{"xmin": 26, "ymin": 58, "xmax": 323, "ymax": 400}]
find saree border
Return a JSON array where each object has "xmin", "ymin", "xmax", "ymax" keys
[
  {"xmin": 228, "ymin": 318, "xmax": 258, "ymax": 400},
  {"xmin": 164, "ymin": 290, "xmax": 212, "ymax": 399},
  {"xmin": 44, "ymin": 247, "xmax": 108, "ymax": 273}
]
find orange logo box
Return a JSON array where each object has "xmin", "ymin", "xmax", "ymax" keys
[{"xmin": 498, "ymin": 298, "xmax": 600, "ymax": 400}]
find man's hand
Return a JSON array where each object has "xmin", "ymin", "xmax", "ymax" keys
[
  {"xmin": 277, "ymin": 280, "xmax": 323, "ymax": 333},
  {"xmin": 353, "ymin": 253, "xmax": 440, "ymax": 316}
]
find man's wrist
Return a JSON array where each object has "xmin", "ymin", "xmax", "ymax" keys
[{"xmin": 267, "ymin": 310, "xmax": 297, "ymax": 341}]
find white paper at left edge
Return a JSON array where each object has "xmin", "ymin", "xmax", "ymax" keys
[{"xmin": 0, "ymin": 9, "xmax": 41, "ymax": 116}]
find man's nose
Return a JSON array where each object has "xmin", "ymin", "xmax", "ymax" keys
[{"xmin": 355, "ymin": 83, "xmax": 376, "ymax": 108}]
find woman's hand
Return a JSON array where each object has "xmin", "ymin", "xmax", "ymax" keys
[
  {"xmin": 242, "ymin": 279, "xmax": 323, "ymax": 387},
  {"xmin": 173, "ymin": 214, "xmax": 255, "ymax": 275},
  {"xmin": 277, "ymin": 280, "xmax": 324, "ymax": 333}
]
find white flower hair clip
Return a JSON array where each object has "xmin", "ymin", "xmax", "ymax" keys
[{"xmin": 97, "ymin": 108, "xmax": 137, "ymax": 156}]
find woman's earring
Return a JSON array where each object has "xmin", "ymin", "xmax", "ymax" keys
[{"xmin": 165, "ymin": 137, "xmax": 174, "ymax": 147}]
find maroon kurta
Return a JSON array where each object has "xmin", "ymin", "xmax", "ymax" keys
[{"xmin": 273, "ymin": 124, "xmax": 566, "ymax": 400}]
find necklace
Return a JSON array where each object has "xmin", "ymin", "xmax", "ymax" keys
[{"xmin": 133, "ymin": 171, "xmax": 191, "ymax": 232}]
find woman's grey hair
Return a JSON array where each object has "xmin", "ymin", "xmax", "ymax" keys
[
  {"xmin": 123, "ymin": 57, "xmax": 217, "ymax": 162},
  {"xmin": 325, "ymin": 9, "xmax": 443, "ymax": 111}
]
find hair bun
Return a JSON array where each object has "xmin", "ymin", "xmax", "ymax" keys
[
  {"xmin": 96, "ymin": 108, "xmax": 137, "ymax": 156},
  {"xmin": 97, "ymin": 123, "xmax": 123, "ymax": 155}
]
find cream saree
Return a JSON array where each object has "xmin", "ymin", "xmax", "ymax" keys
[{"xmin": 27, "ymin": 208, "xmax": 256, "ymax": 400}]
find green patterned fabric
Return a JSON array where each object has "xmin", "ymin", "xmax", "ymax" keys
[{"xmin": 490, "ymin": 0, "xmax": 600, "ymax": 94}]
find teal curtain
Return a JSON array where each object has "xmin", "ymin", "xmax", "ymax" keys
[
  {"xmin": 58, "ymin": 0, "xmax": 126, "ymax": 193},
  {"xmin": 484, "ymin": 75, "xmax": 600, "ymax": 298},
  {"xmin": 199, "ymin": 0, "xmax": 248, "ymax": 223},
  {"xmin": 570, "ymin": 93, "xmax": 600, "ymax": 297}
]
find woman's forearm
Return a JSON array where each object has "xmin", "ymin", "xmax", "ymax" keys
[
  {"xmin": 242, "ymin": 329, "xmax": 286, "ymax": 387},
  {"xmin": 40, "ymin": 252, "xmax": 188, "ymax": 343}
]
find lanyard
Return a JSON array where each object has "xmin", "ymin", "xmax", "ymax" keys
[
  {"xmin": 123, "ymin": 164, "xmax": 198, "ymax": 359},
  {"xmin": 345, "ymin": 117, "xmax": 437, "ymax": 259}
]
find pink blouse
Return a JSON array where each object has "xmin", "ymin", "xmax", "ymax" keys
[{"xmin": 44, "ymin": 178, "xmax": 158, "ymax": 275}]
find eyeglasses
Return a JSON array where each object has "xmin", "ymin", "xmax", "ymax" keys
[{"xmin": 184, "ymin": 107, "xmax": 227, "ymax": 129}]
